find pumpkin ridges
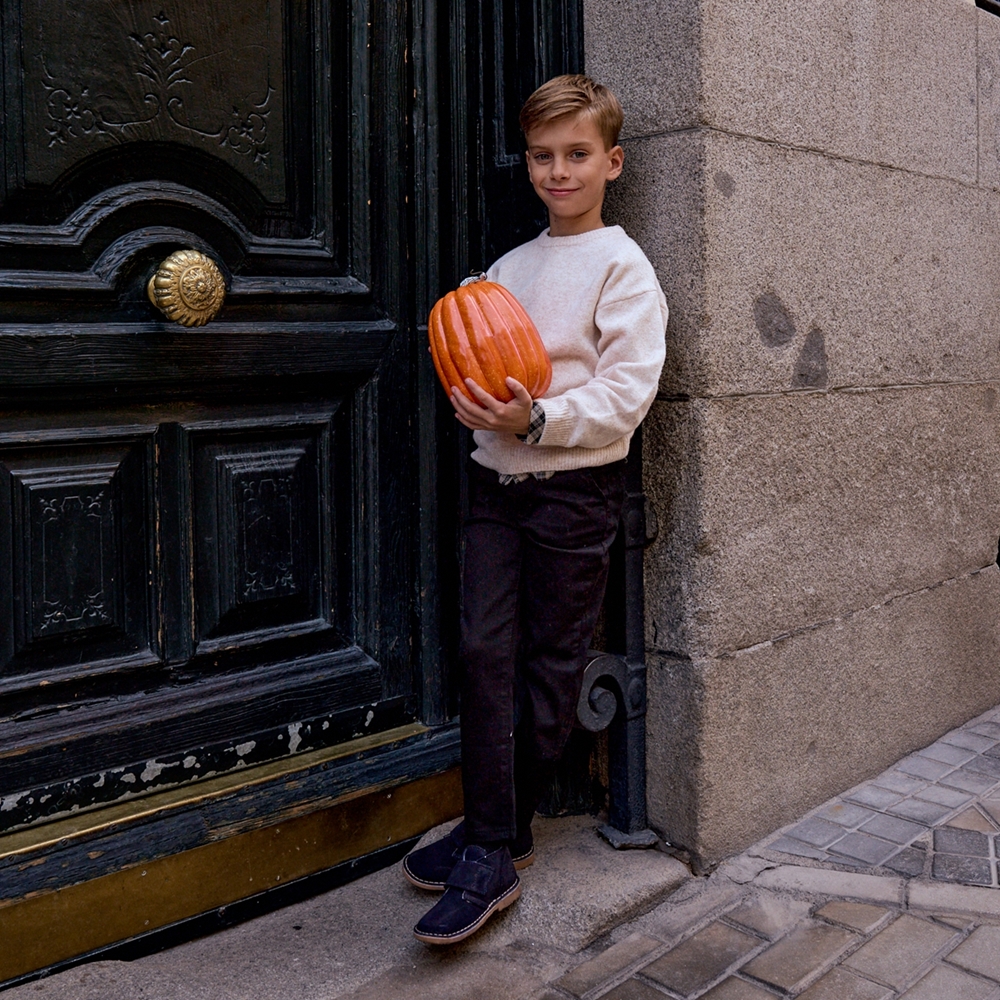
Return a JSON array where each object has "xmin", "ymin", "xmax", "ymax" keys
[
  {"xmin": 466, "ymin": 290, "xmax": 523, "ymax": 401},
  {"xmin": 441, "ymin": 295, "xmax": 490, "ymax": 402},
  {"xmin": 429, "ymin": 298, "xmax": 466, "ymax": 399},
  {"xmin": 483, "ymin": 289, "xmax": 540, "ymax": 395},
  {"xmin": 458, "ymin": 287, "xmax": 514, "ymax": 402},
  {"xmin": 494, "ymin": 286, "xmax": 553, "ymax": 398},
  {"xmin": 428, "ymin": 280, "xmax": 552, "ymax": 405}
]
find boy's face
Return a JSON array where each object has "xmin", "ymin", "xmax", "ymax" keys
[{"xmin": 524, "ymin": 113, "xmax": 624, "ymax": 237}]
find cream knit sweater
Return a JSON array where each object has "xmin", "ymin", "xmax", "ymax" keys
[{"xmin": 471, "ymin": 225, "xmax": 668, "ymax": 475}]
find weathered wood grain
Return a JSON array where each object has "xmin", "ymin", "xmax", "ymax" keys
[{"xmin": 0, "ymin": 723, "xmax": 460, "ymax": 901}]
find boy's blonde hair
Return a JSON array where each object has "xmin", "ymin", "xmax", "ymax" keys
[{"xmin": 519, "ymin": 74, "xmax": 624, "ymax": 150}]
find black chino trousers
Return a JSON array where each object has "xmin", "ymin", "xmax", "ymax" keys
[{"xmin": 459, "ymin": 458, "xmax": 625, "ymax": 844}]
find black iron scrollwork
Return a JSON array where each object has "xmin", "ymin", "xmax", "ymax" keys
[
  {"xmin": 575, "ymin": 424, "xmax": 660, "ymax": 849},
  {"xmin": 576, "ymin": 652, "xmax": 656, "ymax": 849}
]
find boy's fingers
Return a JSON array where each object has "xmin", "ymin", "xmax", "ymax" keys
[
  {"xmin": 451, "ymin": 386, "xmax": 483, "ymax": 412},
  {"xmin": 505, "ymin": 377, "xmax": 532, "ymax": 404},
  {"xmin": 449, "ymin": 379, "xmax": 530, "ymax": 433},
  {"xmin": 464, "ymin": 378, "xmax": 500, "ymax": 410}
]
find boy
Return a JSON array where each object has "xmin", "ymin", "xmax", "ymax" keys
[{"xmin": 405, "ymin": 74, "xmax": 668, "ymax": 945}]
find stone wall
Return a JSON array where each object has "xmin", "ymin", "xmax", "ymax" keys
[{"xmin": 588, "ymin": 0, "xmax": 1000, "ymax": 864}]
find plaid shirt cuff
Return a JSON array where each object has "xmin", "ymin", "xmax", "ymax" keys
[
  {"xmin": 516, "ymin": 401, "xmax": 546, "ymax": 445},
  {"xmin": 498, "ymin": 469, "xmax": 556, "ymax": 485},
  {"xmin": 500, "ymin": 404, "xmax": 551, "ymax": 485}
]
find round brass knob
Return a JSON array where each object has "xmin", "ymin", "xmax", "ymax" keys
[{"xmin": 147, "ymin": 249, "xmax": 226, "ymax": 327}]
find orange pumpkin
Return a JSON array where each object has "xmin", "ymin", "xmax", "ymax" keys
[{"xmin": 428, "ymin": 281, "xmax": 552, "ymax": 403}]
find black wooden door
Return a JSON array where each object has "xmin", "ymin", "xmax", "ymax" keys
[{"xmin": 0, "ymin": 1, "xmax": 424, "ymax": 831}]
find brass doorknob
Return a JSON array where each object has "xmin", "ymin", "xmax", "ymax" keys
[{"xmin": 147, "ymin": 249, "xmax": 226, "ymax": 327}]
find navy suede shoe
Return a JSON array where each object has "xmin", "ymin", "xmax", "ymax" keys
[
  {"xmin": 402, "ymin": 820, "xmax": 534, "ymax": 891},
  {"xmin": 413, "ymin": 844, "xmax": 521, "ymax": 945}
]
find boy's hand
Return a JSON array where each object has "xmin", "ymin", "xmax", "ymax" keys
[{"xmin": 451, "ymin": 377, "xmax": 533, "ymax": 435}]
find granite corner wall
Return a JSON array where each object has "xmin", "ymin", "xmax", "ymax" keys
[{"xmin": 587, "ymin": 0, "xmax": 1000, "ymax": 865}]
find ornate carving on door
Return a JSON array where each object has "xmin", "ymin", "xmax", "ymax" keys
[{"xmin": 25, "ymin": 3, "xmax": 284, "ymax": 197}]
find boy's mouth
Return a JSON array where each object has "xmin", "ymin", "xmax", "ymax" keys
[{"xmin": 545, "ymin": 187, "xmax": 578, "ymax": 197}]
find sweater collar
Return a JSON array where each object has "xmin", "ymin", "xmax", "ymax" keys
[{"xmin": 536, "ymin": 225, "xmax": 625, "ymax": 246}]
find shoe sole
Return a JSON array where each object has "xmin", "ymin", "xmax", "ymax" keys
[
  {"xmin": 403, "ymin": 849, "xmax": 534, "ymax": 892},
  {"xmin": 413, "ymin": 879, "xmax": 522, "ymax": 945}
]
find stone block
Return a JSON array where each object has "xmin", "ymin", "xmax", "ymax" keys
[
  {"xmin": 785, "ymin": 818, "xmax": 848, "ymax": 848},
  {"xmin": 605, "ymin": 133, "xmax": 706, "ymax": 399},
  {"xmin": 766, "ymin": 838, "xmax": 829, "ymax": 861},
  {"xmin": 873, "ymin": 773, "xmax": 928, "ymax": 795},
  {"xmin": 716, "ymin": 855, "xmax": 773, "ymax": 885},
  {"xmin": 597, "ymin": 980, "xmax": 669, "ymax": 1000},
  {"xmin": 900, "ymin": 964, "xmax": 1000, "ymax": 1000},
  {"xmin": 918, "ymin": 786, "xmax": 975, "ymax": 809},
  {"xmin": 931, "ymin": 853, "xmax": 992, "ymax": 886},
  {"xmin": 846, "ymin": 786, "xmax": 905, "ymax": 811},
  {"xmin": 614, "ymin": 129, "xmax": 1000, "ymax": 406},
  {"xmin": 844, "ymin": 915, "xmax": 959, "ymax": 989},
  {"xmin": 945, "ymin": 808, "xmax": 997, "ymax": 833},
  {"xmin": 817, "ymin": 802, "xmax": 879, "ymax": 829},
  {"xmin": 693, "ymin": 132, "xmax": 999, "ymax": 397},
  {"xmin": 725, "ymin": 891, "xmax": 812, "ymax": 939},
  {"xmin": 898, "ymin": 757, "xmax": 954, "ymax": 781},
  {"xmin": 752, "ymin": 866, "xmax": 904, "ymax": 905},
  {"xmin": 965, "ymin": 755, "xmax": 1000, "ymax": 778},
  {"xmin": 641, "ymin": 921, "xmax": 760, "ymax": 996},
  {"xmin": 326, "ymin": 952, "xmax": 552, "ymax": 1000},
  {"xmin": 644, "ymin": 388, "xmax": 1000, "ymax": 657},
  {"xmin": 934, "ymin": 828, "xmax": 990, "ymax": 858},
  {"xmin": 629, "ymin": 875, "xmax": 746, "ymax": 944},
  {"xmin": 700, "ymin": 0, "xmax": 978, "ymax": 181},
  {"xmin": 583, "ymin": 0, "xmax": 700, "ymax": 137},
  {"xmin": 555, "ymin": 934, "xmax": 661, "ymax": 997},
  {"xmin": 700, "ymin": 979, "xmax": 779, "ymax": 999},
  {"xmin": 742, "ymin": 922, "xmax": 856, "ymax": 993},
  {"xmin": 939, "ymin": 915, "xmax": 978, "ymax": 931},
  {"xmin": 476, "ymin": 816, "xmax": 689, "ymax": 953},
  {"xmin": 828, "ymin": 833, "xmax": 899, "ymax": 868},
  {"xmin": 910, "ymin": 880, "xmax": 1000, "ymax": 919},
  {"xmin": 798, "ymin": 966, "xmax": 893, "ymax": 1000},
  {"xmin": 940, "ymin": 770, "xmax": 1000, "ymax": 795},
  {"xmin": 857, "ymin": 815, "xmax": 926, "ymax": 848},
  {"xmin": 920, "ymin": 743, "xmax": 977, "ymax": 766},
  {"xmin": 947, "ymin": 925, "xmax": 1000, "ymax": 982},
  {"xmin": 980, "ymin": 5, "xmax": 1000, "ymax": 191},
  {"xmin": 888, "ymin": 799, "xmax": 953, "ymax": 826},
  {"xmin": 1, "ymin": 863, "xmax": 567, "ymax": 1000},
  {"xmin": 646, "ymin": 573, "xmax": 1000, "ymax": 861},
  {"xmin": 816, "ymin": 901, "xmax": 891, "ymax": 935},
  {"xmin": 884, "ymin": 848, "xmax": 927, "ymax": 878},
  {"xmin": 944, "ymin": 733, "xmax": 999, "ymax": 754}
]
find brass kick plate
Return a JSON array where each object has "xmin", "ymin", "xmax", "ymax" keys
[{"xmin": 0, "ymin": 727, "xmax": 462, "ymax": 984}]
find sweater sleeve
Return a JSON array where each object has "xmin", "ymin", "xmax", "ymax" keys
[{"xmin": 535, "ymin": 283, "xmax": 668, "ymax": 451}]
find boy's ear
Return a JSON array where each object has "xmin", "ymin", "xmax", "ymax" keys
[{"xmin": 607, "ymin": 144, "xmax": 624, "ymax": 181}]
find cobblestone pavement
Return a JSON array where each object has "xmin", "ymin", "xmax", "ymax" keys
[
  {"xmin": 18, "ymin": 707, "xmax": 1000, "ymax": 1000},
  {"xmin": 533, "ymin": 704, "xmax": 1000, "ymax": 1000}
]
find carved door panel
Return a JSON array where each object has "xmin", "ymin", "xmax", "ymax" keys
[{"xmin": 0, "ymin": 1, "xmax": 421, "ymax": 830}]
